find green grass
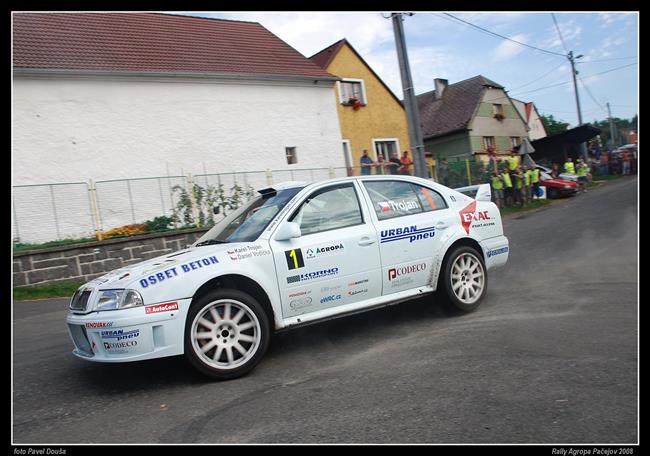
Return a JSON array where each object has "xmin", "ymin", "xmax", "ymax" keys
[
  {"xmin": 13, "ymin": 237, "xmax": 99, "ymax": 253},
  {"xmin": 13, "ymin": 280, "xmax": 85, "ymax": 301},
  {"xmin": 592, "ymin": 174, "xmax": 625, "ymax": 182},
  {"xmin": 500, "ymin": 198, "xmax": 552, "ymax": 216}
]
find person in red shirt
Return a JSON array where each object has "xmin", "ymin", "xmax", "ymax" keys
[{"xmin": 399, "ymin": 151, "xmax": 413, "ymax": 175}]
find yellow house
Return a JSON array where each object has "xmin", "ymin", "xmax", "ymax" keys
[{"xmin": 310, "ymin": 39, "xmax": 411, "ymax": 174}]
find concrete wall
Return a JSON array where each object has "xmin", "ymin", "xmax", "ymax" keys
[
  {"xmin": 13, "ymin": 228, "xmax": 208, "ymax": 287},
  {"xmin": 13, "ymin": 75, "xmax": 344, "ymax": 184},
  {"xmin": 325, "ymin": 44, "xmax": 411, "ymax": 166}
]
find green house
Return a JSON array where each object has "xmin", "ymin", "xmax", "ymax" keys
[{"xmin": 417, "ymin": 76, "xmax": 529, "ymax": 163}]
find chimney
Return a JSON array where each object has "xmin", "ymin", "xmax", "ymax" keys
[{"xmin": 434, "ymin": 78, "xmax": 448, "ymax": 100}]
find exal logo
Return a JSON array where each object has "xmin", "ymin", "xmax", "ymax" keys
[
  {"xmin": 388, "ymin": 263, "xmax": 427, "ymax": 281},
  {"xmin": 320, "ymin": 294, "xmax": 342, "ymax": 304},
  {"xmin": 487, "ymin": 246, "xmax": 509, "ymax": 258},
  {"xmin": 459, "ymin": 201, "xmax": 492, "ymax": 234}
]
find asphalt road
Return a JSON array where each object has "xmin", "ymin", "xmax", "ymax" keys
[{"xmin": 13, "ymin": 176, "xmax": 638, "ymax": 444}]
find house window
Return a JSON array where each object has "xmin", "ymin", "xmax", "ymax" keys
[
  {"xmin": 339, "ymin": 79, "xmax": 366, "ymax": 105},
  {"xmin": 285, "ymin": 147, "xmax": 297, "ymax": 165},
  {"xmin": 373, "ymin": 139, "xmax": 398, "ymax": 161},
  {"xmin": 492, "ymin": 104, "xmax": 504, "ymax": 116},
  {"xmin": 510, "ymin": 137, "xmax": 522, "ymax": 148},
  {"xmin": 483, "ymin": 136, "xmax": 496, "ymax": 150}
]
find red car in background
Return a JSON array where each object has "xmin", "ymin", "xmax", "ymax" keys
[{"xmin": 538, "ymin": 169, "xmax": 578, "ymax": 198}]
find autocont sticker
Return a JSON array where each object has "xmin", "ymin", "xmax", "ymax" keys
[{"xmin": 145, "ymin": 302, "xmax": 179, "ymax": 314}]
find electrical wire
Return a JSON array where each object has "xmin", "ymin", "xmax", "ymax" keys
[
  {"xmin": 508, "ymin": 60, "xmax": 567, "ymax": 92},
  {"xmin": 551, "ymin": 13, "xmax": 569, "ymax": 53},
  {"xmin": 577, "ymin": 74, "xmax": 608, "ymax": 113},
  {"xmin": 440, "ymin": 13, "xmax": 567, "ymax": 58}
]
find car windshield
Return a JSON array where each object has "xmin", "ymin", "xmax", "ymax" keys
[{"xmin": 194, "ymin": 186, "xmax": 304, "ymax": 245}]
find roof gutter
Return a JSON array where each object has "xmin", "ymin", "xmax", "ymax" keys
[{"xmin": 13, "ymin": 68, "xmax": 341, "ymax": 84}]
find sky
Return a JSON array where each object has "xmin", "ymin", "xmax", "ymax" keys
[{"xmin": 176, "ymin": 11, "xmax": 638, "ymax": 128}]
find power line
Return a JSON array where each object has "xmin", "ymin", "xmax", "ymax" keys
[
  {"xmin": 551, "ymin": 13, "xmax": 569, "ymax": 53},
  {"xmin": 577, "ymin": 75, "xmax": 608, "ymax": 113},
  {"xmin": 440, "ymin": 13, "xmax": 567, "ymax": 58},
  {"xmin": 508, "ymin": 60, "xmax": 567, "ymax": 92},
  {"xmin": 579, "ymin": 56, "xmax": 638, "ymax": 63},
  {"xmin": 511, "ymin": 62, "xmax": 638, "ymax": 96}
]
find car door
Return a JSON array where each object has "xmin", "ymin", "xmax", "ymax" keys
[
  {"xmin": 269, "ymin": 181, "xmax": 382, "ymax": 319},
  {"xmin": 359, "ymin": 179, "xmax": 454, "ymax": 295}
]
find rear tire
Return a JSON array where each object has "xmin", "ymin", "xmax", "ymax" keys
[
  {"xmin": 184, "ymin": 289, "xmax": 270, "ymax": 380},
  {"xmin": 439, "ymin": 246, "xmax": 487, "ymax": 313}
]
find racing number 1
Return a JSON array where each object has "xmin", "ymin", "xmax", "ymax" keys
[{"xmin": 285, "ymin": 248, "xmax": 305, "ymax": 270}]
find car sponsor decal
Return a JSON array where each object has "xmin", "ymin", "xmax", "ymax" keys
[
  {"xmin": 103, "ymin": 340, "xmax": 138, "ymax": 352},
  {"xmin": 380, "ymin": 225, "xmax": 435, "ymax": 244},
  {"xmin": 388, "ymin": 263, "xmax": 427, "ymax": 281},
  {"xmin": 304, "ymin": 243, "xmax": 345, "ymax": 259},
  {"xmin": 321, "ymin": 284, "xmax": 342, "ymax": 293},
  {"xmin": 101, "ymin": 329, "xmax": 140, "ymax": 341},
  {"xmin": 348, "ymin": 278, "xmax": 369, "ymax": 287},
  {"xmin": 487, "ymin": 246, "xmax": 509, "ymax": 258},
  {"xmin": 285, "ymin": 248, "xmax": 305, "ymax": 270},
  {"xmin": 228, "ymin": 244, "xmax": 272, "ymax": 261},
  {"xmin": 288, "ymin": 290, "xmax": 311, "ymax": 298},
  {"xmin": 85, "ymin": 321, "xmax": 114, "ymax": 329},
  {"xmin": 287, "ymin": 268, "xmax": 339, "ymax": 284},
  {"xmin": 320, "ymin": 294, "xmax": 342, "ymax": 304},
  {"xmin": 145, "ymin": 302, "xmax": 179, "ymax": 314},
  {"xmin": 347, "ymin": 288, "xmax": 368, "ymax": 297},
  {"xmin": 380, "ymin": 198, "xmax": 420, "ymax": 212},
  {"xmin": 459, "ymin": 202, "xmax": 494, "ymax": 234},
  {"xmin": 290, "ymin": 296, "xmax": 313, "ymax": 311},
  {"xmin": 378, "ymin": 201, "xmax": 391, "ymax": 213},
  {"xmin": 139, "ymin": 255, "xmax": 218, "ymax": 288},
  {"xmin": 143, "ymin": 259, "xmax": 178, "ymax": 276}
]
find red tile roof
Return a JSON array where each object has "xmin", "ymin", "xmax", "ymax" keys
[{"xmin": 13, "ymin": 12, "xmax": 336, "ymax": 79}]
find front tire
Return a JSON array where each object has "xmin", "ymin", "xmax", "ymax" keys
[
  {"xmin": 184, "ymin": 289, "xmax": 270, "ymax": 380},
  {"xmin": 440, "ymin": 246, "xmax": 487, "ymax": 313}
]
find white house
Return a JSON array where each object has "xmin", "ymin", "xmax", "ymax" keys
[
  {"xmin": 511, "ymin": 98, "xmax": 548, "ymax": 141},
  {"xmin": 12, "ymin": 13, "xmax": 344, "ymax": 185}
]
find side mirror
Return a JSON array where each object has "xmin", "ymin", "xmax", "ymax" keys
[
  {"xmin": 213, "ymin": 206, "xmax": 220, "ymax": 215},
  {"xmin": 274, "ymin": 221, "xmax": 301, "ymax": 241}
]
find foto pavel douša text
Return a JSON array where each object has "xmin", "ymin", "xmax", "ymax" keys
[{"xmin": 14, "ymin": 449, "xmax": 66, "ymax": 455}]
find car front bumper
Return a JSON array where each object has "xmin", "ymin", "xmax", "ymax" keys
[{"xmin": 65, "ymin": 298, "xmax": 191, "ymax": 362}]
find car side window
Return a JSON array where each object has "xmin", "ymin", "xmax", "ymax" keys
[
  {"xmin": 412, "ymin": 184, "xmax": 447, "ymax": 212},
  {"xmin": 289, "ymin": 183, "xmax": 363, "ymax": 236},
  {"xmin": 363, "ymin": 180, "xmax": 424, "ymax": 220}
]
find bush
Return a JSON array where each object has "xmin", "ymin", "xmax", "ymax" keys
[{"xmin": 144, "ymin": 216, "xmax": 173, "ymax": 233}]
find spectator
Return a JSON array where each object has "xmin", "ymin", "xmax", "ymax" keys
[
  {"xmin": 501, "ymin": 167, "xmax": 513, "ymax": 207},
  {"xmin": 551, "ymin": 163, "xmax": 560, "ymax": 179},
  {"xmin": 601, "ymin": 151, "xmax": 609, "ymax": 175},
  {"xmin": 622, "ymin": 150, "xmax": 631, "ymax": 175},
  {"xmin": 399, "ymin": 151, "xmax": 413, "ymax": 175},
  {"xmin": 438, "ymin": 158, "xmax": 450, "ymax": 187},
  {"xmin": 530, "ymin": 165, "xmax": 541, "ymax": 199},
  {"xmin": 564, "ymin": 157, "xmax": 575, "ymax": 175},
  {"xmin": 513, "ymin": 166, "xmax": 525, "ymax": 207},
  {"xmin": 360, "ymin": 149, "xmax": 374, "ymax": 176},
  {"xmin": 523, "ymin": 165, "xmax": 532, "ymax": 205},
  {"xmin": 388, "ymin": 151, "xmax": 401, "ymax": 175},
  {"xmin": 491, "ymin": 170, "xmax": 504, "ymax": 208},
  {"xmin": 376, "ymin": 153, "xmax": 386, "ymax": 175},
  {"xmin": 576, "ymin": 158, "xmax": 588, "ymax": 193}
]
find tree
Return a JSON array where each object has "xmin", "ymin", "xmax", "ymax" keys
[
  {"xmin": 539, "ymin": 114, "xmax": 570, "ymax": 136},
  {"xmin": 589, "ymin": 114, "xmax": 638, "ymax": 148}
]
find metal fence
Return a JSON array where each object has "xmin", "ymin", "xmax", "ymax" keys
[{"xmin": 12, "ymin": 161, "xmax": 490, "ymax": 245}]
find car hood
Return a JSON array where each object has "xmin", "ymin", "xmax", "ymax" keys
[
  {"xmin": 84, "ymin": 243, "xmax": 247, "ymax": 290},
  {"xmin": 543, "ymin": 178, "xmax": 577, "ymax": 186}
]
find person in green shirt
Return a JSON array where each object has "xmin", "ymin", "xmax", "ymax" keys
[
  {"xmin": 576, "ymin": 158, "xmax": 588, "ymax": 193},
  {"xmin": 523, "ymin": 165, "xmax": 532, "ymax": 205},
  {"xmin": 490, "ymin": 170, "xmax": 504, "ymax": 208},
  {"xmin": 513, "ymin": 166, "xmax": 525, "ymax": 207},
  {"xmin": 564, "ymin": 157, "xmax": 575, "ymax": 175},
  {"xmin": 530, "ymin": 166, "xmax": 540, "ymax": 199},
  {"xmin": 501, "ymin": 167, "xmax": 513, "ymax": 207}
]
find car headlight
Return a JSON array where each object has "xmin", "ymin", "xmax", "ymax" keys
[
  {"xmin": 94, "ymin": 289, "xmax": 144, "ymax": 312},
  {"xmin": 564, "ymin": 185, "xmax": 571, "ymax": 189}
]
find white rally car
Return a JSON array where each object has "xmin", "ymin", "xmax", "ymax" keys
[{"xmin": 66, "ymin": 175, "xmax": 509, "ymax": 380}]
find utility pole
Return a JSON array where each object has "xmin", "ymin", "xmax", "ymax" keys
[
  {"xmin": 606, "ymin": 102, "xmax": 618, "ymax": 149},
  {"xmin": 568, "ymin": 51, "xmax": 588, "ymax": 161},
  {"xmin": 391, "ymin": 12, "xmax": 428, "ymax": 179}
]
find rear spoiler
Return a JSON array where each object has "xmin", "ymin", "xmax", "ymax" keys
[{"xmin": 453, "ymin": 183, "xmax": 492, "ymax": 202}]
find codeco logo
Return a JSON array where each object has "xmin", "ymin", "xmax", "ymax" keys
[{"xmin": 388, "ymin": 263, "xmax": 426, "ymax": 281}]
